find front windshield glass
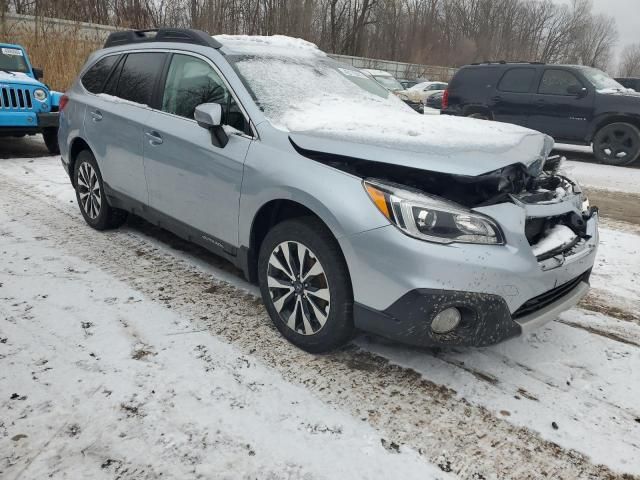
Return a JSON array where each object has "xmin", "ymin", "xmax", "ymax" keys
[
  {"xmin": 0, "ymin": 47, "xmax": 29, "ymax": 73},
  {"xmin": 228, "ymin": 53, "xmax": 406, "ymax": 129},
  {"xmin": 373, "ymin": 75, "xmax": 403, "ymax": 91},
  {"xmin": 579, "ymin": 67, "xmax": 625, "ymax": 91}
]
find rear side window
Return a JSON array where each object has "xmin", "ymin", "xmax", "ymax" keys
[
  {"xmin": 81, "ymin": 55, "xmax": 119, "ymax": 94},
  {"xmin": 450, "ymin": 67, "xmax": 495, "ymax": 90},
  {"xmin": 115, "ymin": 52, "xmax": 165, "ymax": 106},
  {"xmin": 498, "ymin": 68, "xmax": 536, "ymax": 93},
  {"xmin": 538, "ymin": 69, "xmax": 582, "ymax": 96}
]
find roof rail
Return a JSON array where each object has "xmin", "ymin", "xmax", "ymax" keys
[
  {"xmin": 104, "ymin": 28, "xmax": 222, "ymax": 49},
  {"xmin": 470, "ymin": 60, "xmax": 545, "ymax": 66}
]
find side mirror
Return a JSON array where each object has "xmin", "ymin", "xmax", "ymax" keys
[
  {"xmin": 567, "ymin": 85, "xmax": 587, "ymax": 97},
  {"xmin": 195, "ymin": 103, "xmax": 228, "ymax": 148},
  {"xmin": 32, "ymin": 68, "xmax": 43, "ymax": 80}
]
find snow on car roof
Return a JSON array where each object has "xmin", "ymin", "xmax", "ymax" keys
[{"xmin": 214, "ymin": 34, "xmax": 324, "ymax": 58}]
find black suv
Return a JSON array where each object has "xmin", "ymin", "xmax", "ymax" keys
[
  {"xmin": 442, "ymin": 62, "xmax": 640, "ymax": 166},
  {"xmin": 615, "ymin": 77, "xmax": 640, "ymax": 92}
]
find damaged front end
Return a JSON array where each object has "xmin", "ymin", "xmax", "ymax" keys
[{"xmin": 293, "ymin": 139, "xmax": 598, "ymax": 267}]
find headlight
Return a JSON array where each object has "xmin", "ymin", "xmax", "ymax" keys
[
  {"xmin": 363, "ymin": 179, "xmax": 504, "ymax": 245},
  {"xmin": 33, "ymin": 89, "xmax": 47, "ymax": 101}
]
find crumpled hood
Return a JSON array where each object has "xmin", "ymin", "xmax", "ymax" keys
[
  {"xmin": 0, "ymin": 71, "xmax": 42, "ymax": 87},
  {"xmin": 285, "ymin": 99, "xmax": 553, "ymax": 176}
]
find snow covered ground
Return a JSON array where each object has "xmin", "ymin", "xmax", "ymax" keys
[{"xmin": 1, "ymin": 139, "xmax": 639, "ymax": 479}]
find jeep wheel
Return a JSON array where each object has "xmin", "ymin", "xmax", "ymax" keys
[
  {"xmin": 74, "ymin": 150, "xmax": 128, "ymax": 230},
  {"xmin": 258, "ymin": 217, "xmax": 354, "ymax": 353},
  {"xmin": 42, "ymin": 128, "xmax": 60, "ymax": 155},
  {"xmin": 593, "ymin": 122, "xmax": 640, "ymax": 166}
]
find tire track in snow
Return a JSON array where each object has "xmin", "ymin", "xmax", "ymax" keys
[{"xmin": 1, "ymin": 171, "xmax": 634, "ymax": 480}]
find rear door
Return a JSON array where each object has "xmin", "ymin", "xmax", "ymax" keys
[
  {"xmin": 488, "ymin": 67, "xmax": 536, "ymax": 127},
  {"xmin": 142, "ymin": 52, "xmax": 253, "ymax": 248},
  {"xmin": 83, "ymin": 51, "xmax": 166, "ymax": 204},
  {"xmin": 527, "ymin": 68, "xmax": 595, "ymax": 141}
]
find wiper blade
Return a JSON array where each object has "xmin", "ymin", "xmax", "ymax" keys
[{"xmin": 1, "ymin": 69, "xmax": 15, "ymax": 75}]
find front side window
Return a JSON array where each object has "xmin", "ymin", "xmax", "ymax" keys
[
  {"xmin": 579, "ymin": 67, "xmax": 625, "ymax": 92},
  {"xmin": 115, "ymin": 52, "xmax": 165, "ymax": 106},
  {"xmin": 498, "ymin": 68, "xmax": 536, "ymax": 93},
  {"xmin": 161, "ymin": 54, "xmax": 247, "ymax": 132},
  {"xmin": 0, "ymin": 47, "xmax": 29, "ymax": 73},
  {"xmin": 538, "ymin": 70, "xmax": 582, "ymax": 96},
  {"xmin": 81, "ymin": 55, "xmax": 119, "ymax": 94}
]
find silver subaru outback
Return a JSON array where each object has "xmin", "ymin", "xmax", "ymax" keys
[{"xmin": 58, "ymin": 29, "xmax": 599, "ymax": 352}]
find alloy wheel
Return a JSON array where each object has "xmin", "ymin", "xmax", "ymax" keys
[
  {"xmin": 596, "ymin": 124, "xmax": 639, "ymax": 164},
  {"xmin": 77, "ymin": 162, "xmax": 102, "ymax": 220},
  {"xmin": 267, "ymin": 241, "xmax": 331, "ymax": 335}
]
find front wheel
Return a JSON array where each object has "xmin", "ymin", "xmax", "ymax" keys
[
  {"xmin": 42, "ymin": 127, "xmax": 60, "ymax": 155},
  {"xmin": 74, "ymin": 150, "xmax": 128, "ymax": 230},
  {"xmin": 593, "ymin": 122, "xmax": 640, "ymax": 166},
  {"xmin": 258, "ymin": 218, "xmax": 354, "ymax": 353}
]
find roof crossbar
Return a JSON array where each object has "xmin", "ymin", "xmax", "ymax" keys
[{"xmin": 104, "ymin": 28, "xmax": 222, "ymax": 49}]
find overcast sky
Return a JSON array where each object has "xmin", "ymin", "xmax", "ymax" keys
[{"xmin": 555, "ymin": 0, "xmax": 638, "ymax": 62}]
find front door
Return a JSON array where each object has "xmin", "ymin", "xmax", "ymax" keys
[
  {"xmin": 527, "ymin": 68, "xmax": 595, "ymax": 142},
  {"xmin": 143, "ymin": 53, "xmax": 252, "ymax": 248}
]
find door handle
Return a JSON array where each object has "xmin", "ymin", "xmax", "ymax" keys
[
  {"xmin": 535, "ymin": 99, "xmax": 546, "ymax": 107},
  {"xmin": 90, "ymin": 110, "xmax": 103, "ymax": 122},
  {"xmin": 491, "ymin": 95, "xmax": 502, "ymax": 102},
  {"xmin": 145, "ymin": 131, "xmax": 163, "ymax": 145}
]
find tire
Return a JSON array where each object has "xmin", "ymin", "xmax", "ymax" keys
[
  {"xmin": 42, "ymin": 127, "xmax": 60, "ymax": 155},
  {"xmin": 592, "ymin": 122, "xmax": 640, "ymax": 166},
  {"xmin": 73, "ymin": 150, "xmax": 128, "ymax": 230},
  {"xmin": 467, "ymin": 112, "xmax": 490, "ymax": 120},
  {"xmin": 258, "ymin": 217, "xmax": 354, "ymax": 353}
]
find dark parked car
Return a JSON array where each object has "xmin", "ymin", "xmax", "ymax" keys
[
  {"xmin": 615, "ymin": 77, "xmax": 640, "ymax": 92},
  {"xmin": 426, "ymin": 90, "xmax": 444, "ymax": 110},
  {"xmin": 443, "ymin": 62, "xmax": 640, "ymax": 166}
]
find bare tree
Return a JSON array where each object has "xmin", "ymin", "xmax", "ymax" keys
[
  {"xmin": 619, "ymin": 43, "xmax": 640, "ymax": 78},
  {"xmin": 1, "ymin": 0, "xmax": 620, "ymax": 71}
]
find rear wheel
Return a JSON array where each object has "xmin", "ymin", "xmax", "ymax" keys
[
  {"xmin": 42, "ymin": 127, "xmax": 60, "ymax": 155},
  {"xmin": 593, "ymin": 122, "xmax": 640, "ymax": 166},
  {"xmin": 258, "ymin": 217, "xmax": 354, "ymax": 353},
  {"xmin": 74, "ymin": 150, "xmax": 128, "ymax": 230}
]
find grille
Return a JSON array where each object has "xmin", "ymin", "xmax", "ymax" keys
[
  {"xmin": 0, "ymin": 86, "xmax": 33, "ymax": 110},
  {"xmin": 513, "ymin": 272, "xmax": 588, "ymax": 319}
]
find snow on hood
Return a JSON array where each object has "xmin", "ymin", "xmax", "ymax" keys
[
  {"xmin": 229, "ymin": 44, "xmax": 552, "ymax": 176},
  {"xmin": 0, "ymin": 71, "xmax": 41, "ymax": 86},
  {"xmin": 285, "ymin": 98, "xmax": 552, "ymax": 176}
]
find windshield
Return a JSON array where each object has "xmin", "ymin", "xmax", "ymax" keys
[
  {"xmin": 579, "ymin": 67, "xmax": 625, "ymax": 91},
  {"xmin": 373, "ymin": 75, "xmax": 404, "ymax": 91},
  {"xmin": 0, "ymin": 47, "xmax": 29, "ymax": 73},
  {"xmin": 228, "ymin": 54, "xmax": 407, "ymax": 129}
]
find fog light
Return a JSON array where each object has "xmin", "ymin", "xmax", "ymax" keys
[{"xmin": 431, "ymin": 307, "xmax": 461, "ymax": 334}]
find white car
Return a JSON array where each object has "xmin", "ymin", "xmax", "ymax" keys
[{"xmin": 406, "ymin": 81, "xmax": 448, "ymax": 103}]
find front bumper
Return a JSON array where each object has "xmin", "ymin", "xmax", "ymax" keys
[
  {"xmin": 341, "ymin": 200, "xmax": 598, "ymax": 348},
  {"xmin": 0, "ymin": 111, "xmax": 59, "ymax": 133}
]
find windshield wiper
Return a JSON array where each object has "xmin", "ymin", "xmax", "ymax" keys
[{"xmin": 1, "ymin": 69, "xmax": 16, "ymax": 75}]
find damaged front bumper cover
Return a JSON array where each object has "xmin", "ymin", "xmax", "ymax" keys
[
  {"xmin": 354, "ymin": 270, "xmax": 592, "ymax": 348},
  {"xmin": 347, "ymin": 183, "xmax": 598, "ymax": 349}
]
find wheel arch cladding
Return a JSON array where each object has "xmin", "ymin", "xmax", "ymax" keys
[
  {"xmin": 68, "ymin": 137, "xmax": 92, "ymax": 185},
  {"xmin": 245, "ymin": 199, "xmax": 349, "ymax": 285},
  {"xmin": 590, "ymin": 114, "xmax": 640, "ymax": 141}
]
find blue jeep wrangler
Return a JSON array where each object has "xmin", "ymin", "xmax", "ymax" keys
[{"xmin": 1, "ymin": 43, "xmax": 61, "ymax": 154}]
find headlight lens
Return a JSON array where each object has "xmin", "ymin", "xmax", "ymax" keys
[
  {"xmin": 33, "ymin": 89, "xmax": 47, "ymax": 101},
  {"xmin": 363, "ymin": 179, "xmax": 504, "ymax": 245}
]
